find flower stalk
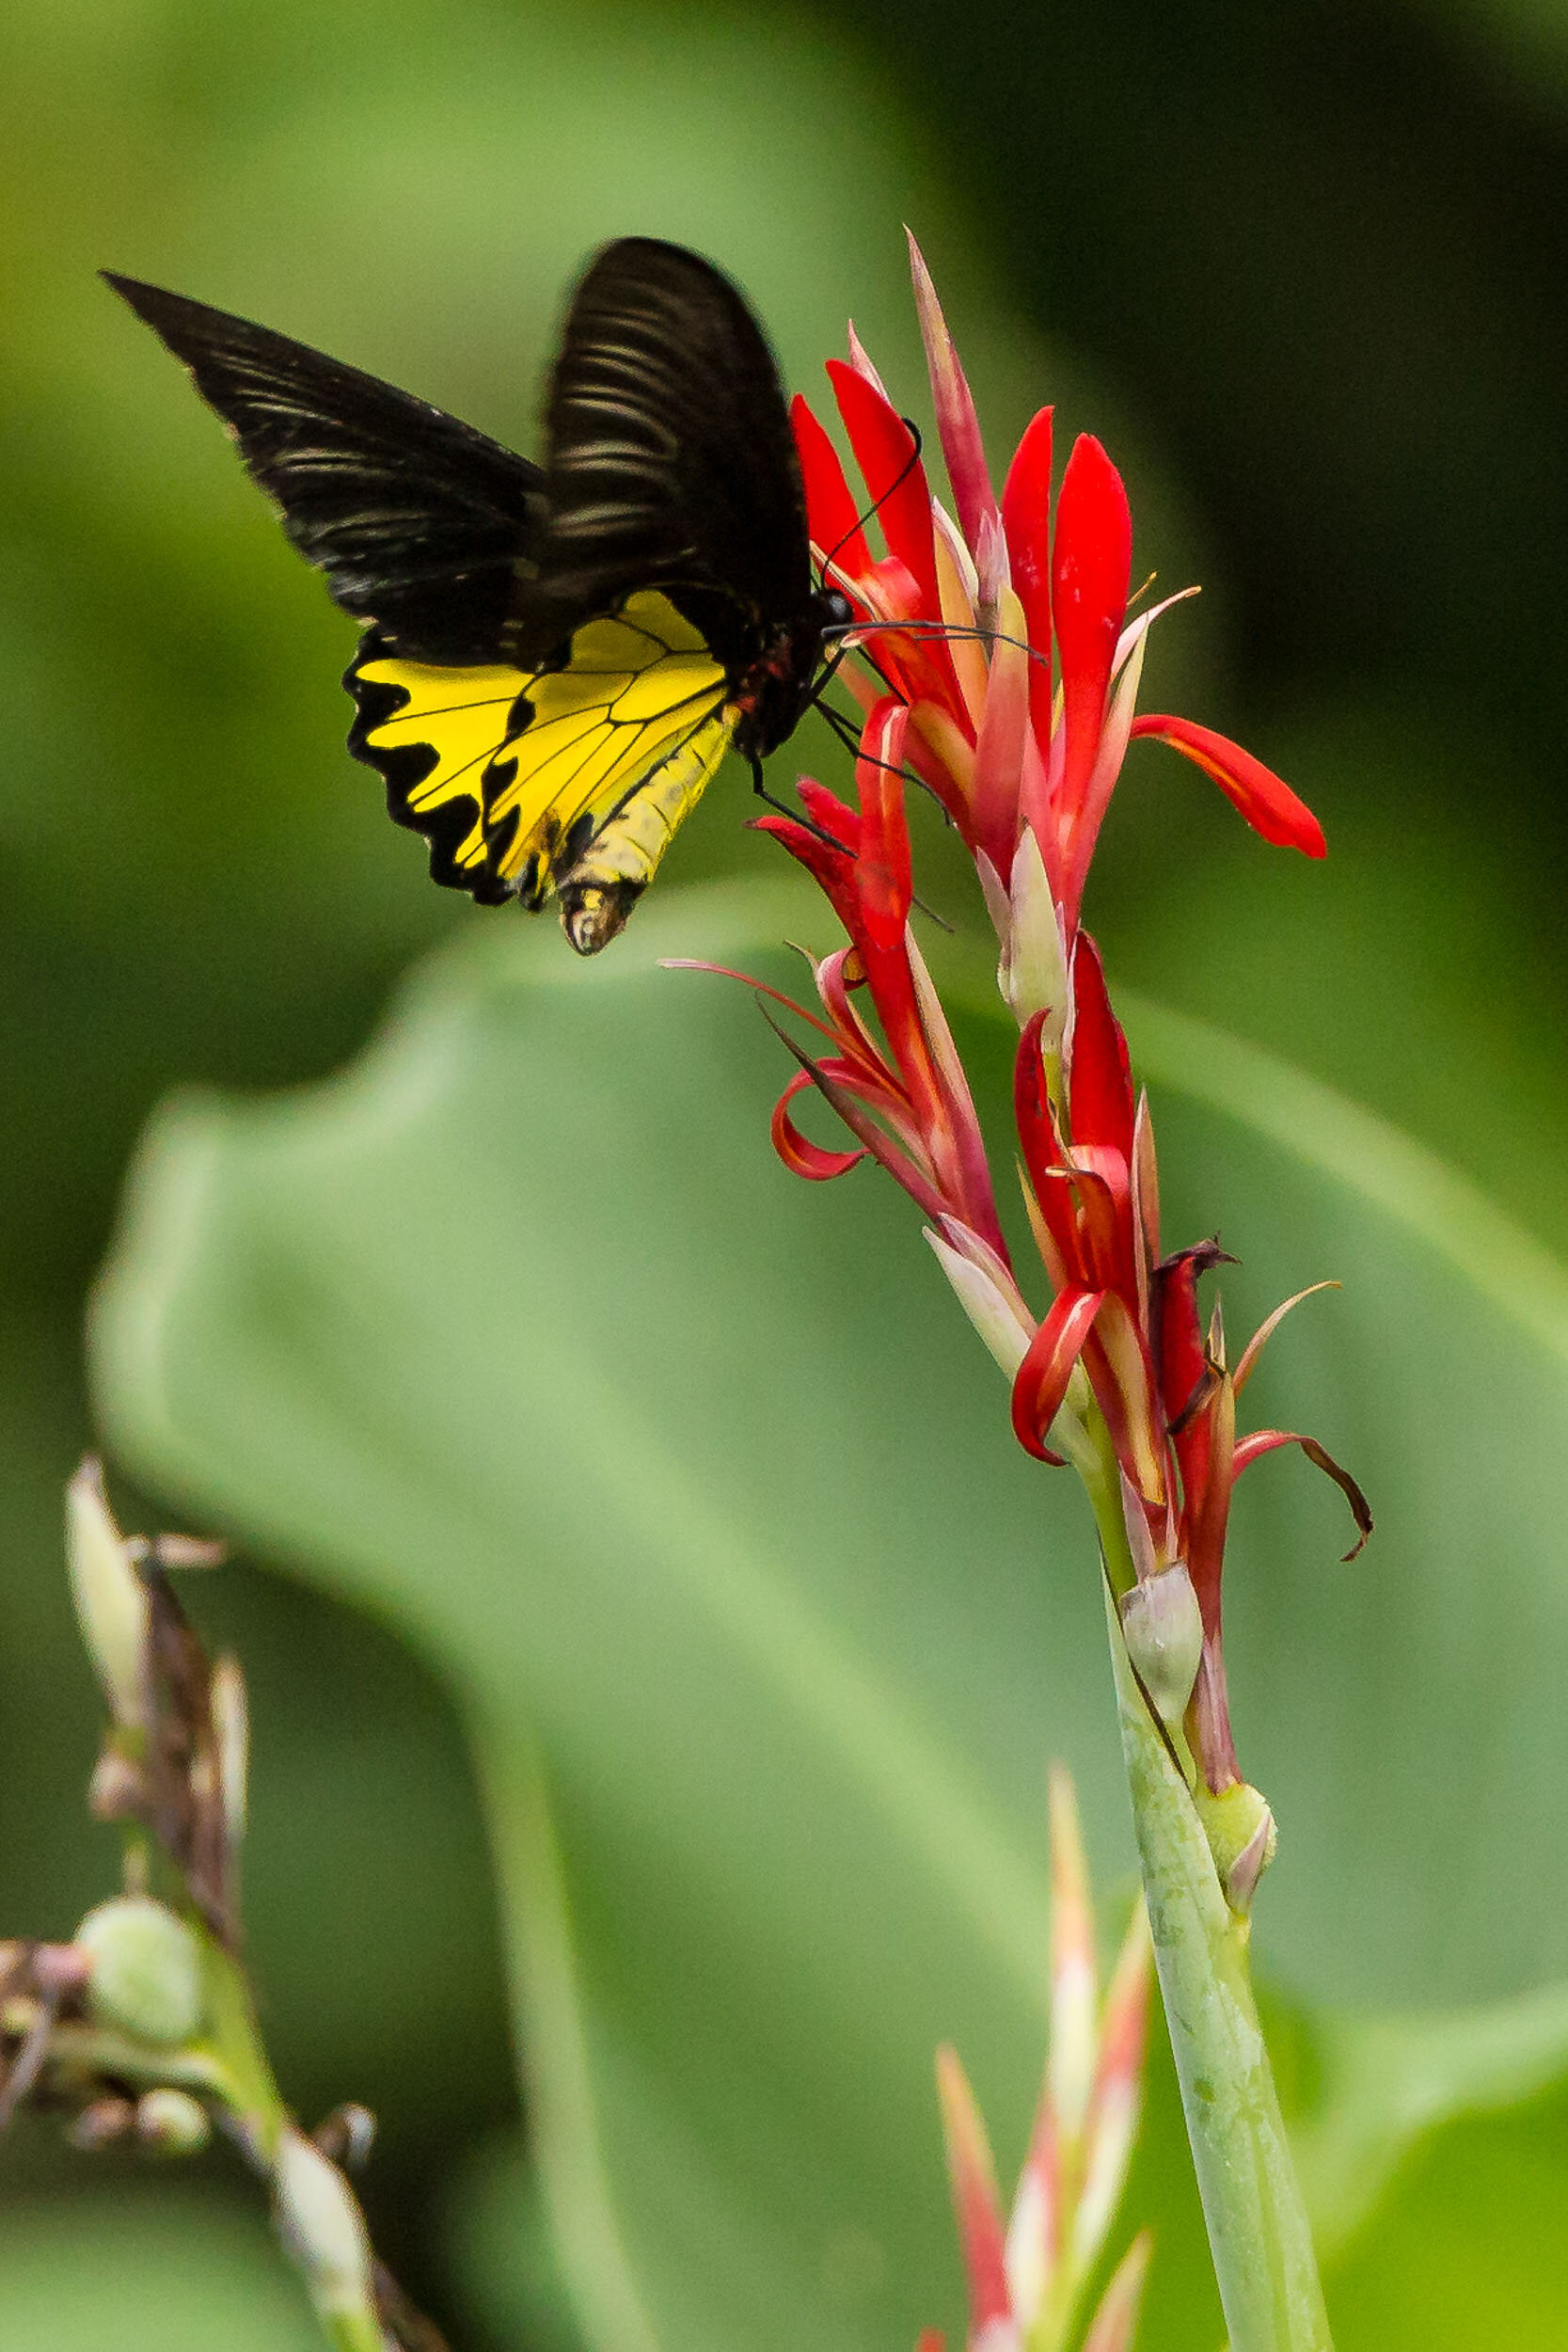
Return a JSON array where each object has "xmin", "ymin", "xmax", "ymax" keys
[{"xmin": 1084, "ymin": 1449, "xmax": 1330, "ymax": 2350}]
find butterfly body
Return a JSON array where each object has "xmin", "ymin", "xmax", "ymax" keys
[{"xmin": 107, "ymin": 238, "xmax": 845, "ymax": 950}]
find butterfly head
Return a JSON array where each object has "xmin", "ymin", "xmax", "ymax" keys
[{"xmin": 732, "ymin": 588, "xmax": 854, "ymax": 759}]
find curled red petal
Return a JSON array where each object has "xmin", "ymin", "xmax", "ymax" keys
[
  {"xmin": 1053, "ymin": 435, "xmax": 1132, "ymax": 820},
  {"xmin": 827, "ymin": 358, "xmax": 942, "ymax": 621},
  {"xmin": 1011, "ymin": 1285, "xmax": 1104, "ymax": 1461},
  {"xmin": 1001, "ymin": 405, "xmax": 1054, "ymax": 752},
  {"xmin": 771, "ymin": 1069, "xmax": 867, "ymax": 1181},
  {"xmin": 1129, "ymin": 715, "xmax": 1326, "ymax": 857},
  {"xmin": 771, "ymin": 1024, "xmax": 950, "ymax": 1225},
  {"xmin": 1231, "ymin": 1429, "xmax": 1372, "ymax": 1559},
  {"xmin": 790, "ymin": 392, "xmax": 870, "ymax": 579},
  {"xmin": 1068, "ymin": 932, "xmax": 1134, "ymax": 1162},
  {"xmin": 855, "ymin": 700, "xmax": 913, "ymax": 949}
]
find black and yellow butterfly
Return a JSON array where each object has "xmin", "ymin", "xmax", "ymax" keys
[{"xmin": 106, "ymin": 239, "xmax": 850, "ymax": 952}]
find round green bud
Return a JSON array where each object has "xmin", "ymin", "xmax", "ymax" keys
[
  {"xmin": 1120, "ymin": 1563, "xmax": 1203, "ymax": 1727},
  {"xmin": 76, "ymin": 1897, "xmax": 205, "ymax": 2047},
  {"xmin": 136, "ymin": 2087, "xmax": 212, "ymax": 2155}
]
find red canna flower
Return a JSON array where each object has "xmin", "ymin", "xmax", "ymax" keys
[{"xmin": 681, "ymin": 239, "xmax": 1368, "ymax": 1840}]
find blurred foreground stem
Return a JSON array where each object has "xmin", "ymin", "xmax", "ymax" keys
[{"xmin": 1082, "ymin": 1423, "xmax": 1333, "ymax": 2352}]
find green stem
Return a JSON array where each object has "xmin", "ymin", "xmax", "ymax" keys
[
  {"xmin": 318, "ymin": 2314, "xmax": 391, "ymax": 2352},
  {"xmin": 1083, "ymin": 1430, "xmax": 1333, "ymax": 2352}
]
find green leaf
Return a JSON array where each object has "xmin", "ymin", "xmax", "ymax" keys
[
  {"xmin": 90, "ymin": 881, "xmax": 1568, "ymax": 2349},
  {"xmin": 0, "ymin": 2196, "xmax": 323, "ymax": 2350}
]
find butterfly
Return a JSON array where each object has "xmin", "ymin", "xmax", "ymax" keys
[{"xmin": 106, "ymin": 239, "xmax": 851, "ymax": 952}]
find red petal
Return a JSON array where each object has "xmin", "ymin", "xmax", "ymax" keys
[
  {"xmin": 752, "ymin": 787, "xmax": 860, "ymax": 937},
  {"xmin": 908, "ymin": 231, "xmax": 998, "ymax": 559},
  {"xmin": 827, "ymin": 359, "xmax": 942, "ymax": 620},
  {"xmin": 1068, "ymin": 932, "xmax": 1134, "ymax": 1162},
  {"xmin": 790, "ymin": 393, "xmax": 870, "ymax": 579},
  {"xmin": 1013, "ymin": 1008, "xmax": 1060, "ymax": 1190},
  {"xmin": 935, "ymin": 2046, "xmax": 1011, "ymax": 2333},
  {"xmin": 1231, "ymin": 1430, "xmax": 1372, "ymax": 1558},
  {"xmin": 771, "ymin": 1069, "xmax": 867, "ymax": 1181},
  {"xmin": 1011, "ymin": 1286, "xmax": 1104, "ymax": 1461},
  {"xmin": 1001, "ymin": 405, "xmax": 1054, "ymax": 753},
  {"xmin": 970, "ymin": 618, "xmax": 1032, "ymax": 877},
  {"xmin": 1129, "ymin": 716, "xmax": 1326, "ymax": 856},
  {"xmin": 796, "ymin": 778, "xmax": 859, "ymax": 850},
  {"xmin": 855, "ymin": 701, "xmax": 912, "ymax": 949},
  {"xmin": 773, "ymin": 1029, "xmax": 951, "ymax": 1225},
  {"xmin": 1153, "ymin": 1238, "xmax": 1229, "ymax": 1425},
  {"xmin": 1052, "ymin": 436, "xmax": 1132, "ymax": 820}
]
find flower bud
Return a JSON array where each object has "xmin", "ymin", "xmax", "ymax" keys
[
  {"xmin": 1192, "ymin": 1779, "xmax": 1278, "ymax": 1915},
  {"xmin": 88, "ymin": 1750, "xmax": 147, "ymax": 1822},
  {"xmin": 1119, "ymin": 1564, "xmax": 1203, "ymax": 1729},
  {"xmin": 68, "ymin": 2095, "xmax": 136, "ymax": 2151},
  {"xmin": 312, "ymin": 2102, "xmax": 377, "ymax": 2171},
  {"xmin": 925, "ymin": 1226, "xmax": 1033, "ymax": 1378},
  {"xmin": 136, "ymin": 2087, "xmax": 212, "ymax": 2155},
  {"xmin": 1001, "ymin": 826, "xmax": 1069, "ymax": 1043},
  {"xmin": 66, "ymin": 1460, "xmax": 149, "ymax": 1729},
  {"xmin": 274, "ymin": 2125, "xmax": 378, "ymax": 2324},
  {"xmin": 211, "ymin": 1653, "xmax": 249, "ymax": 1851},
  {"xmin": 76, "ymin": 1896, "xmax": 205, "ymax": 2047}
]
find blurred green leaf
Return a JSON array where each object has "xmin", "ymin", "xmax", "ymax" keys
[
  {"xmin": 0, "ymin": 2195, "xmax": 323, "ymax": 2350},
  {"xmin": 1294, "ymin": 1980, "xmax": 1568, "ymax": 2262},
  {"xmin": 89, "ymin": 881, "xmax": 1568, "ymax": 2347}
]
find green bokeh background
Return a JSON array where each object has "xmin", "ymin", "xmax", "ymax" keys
[{"xmin": 4, "ymin": 0, "xmax": 1568, "ymax": 2343}]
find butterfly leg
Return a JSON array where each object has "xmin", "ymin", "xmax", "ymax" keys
[{"xmin": 747, "ymin": 752, "xmax": 856, "ymax": 856}]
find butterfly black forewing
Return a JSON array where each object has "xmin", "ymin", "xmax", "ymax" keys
[
  {"xmin": 106, "ymin": 243, "xmax": 836, "ymax": 939},
  {"xmin": 103, "ymin": 274, "xmax": 544, "ymax": 662},
  {"xmin": 518, "ymin": 237, "xmax": 816, "ymax": 675}
]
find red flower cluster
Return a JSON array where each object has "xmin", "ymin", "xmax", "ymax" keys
[{"xmin": 688, "ymin": 239, "xmax": 1367, "ymax": 1809}]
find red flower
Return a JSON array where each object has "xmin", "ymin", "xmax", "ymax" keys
[{"xmin": 790, "ymin": 237, "xmax": 1325, "ymax": 950}]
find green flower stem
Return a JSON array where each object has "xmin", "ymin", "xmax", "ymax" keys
[
  {"xmin": 1081, "ymin": 1422, "xmax": 1333, "ymax": 2352},
  {"xmin": 321, "ymin": 2316, "xmax": 390, "ymax": 2352},
  {"xmin": 197, "ymin": 1936, "xmax": 392, "ymax": 2352}
]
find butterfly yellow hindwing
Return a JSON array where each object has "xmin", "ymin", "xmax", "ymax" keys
[{"xmin": 351, "ymin": 590, "xmax": 736, "ymax": 945}]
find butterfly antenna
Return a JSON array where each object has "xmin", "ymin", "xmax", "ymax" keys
[
  {"xmin": 806, "ymin": 689, "xmax": 947, "ymax": 813},
  {"xmin": 823, "ymin": 614, "xmax": 1054, "ymax": 677},
  {"xmin": 747, "ymin": 749, "xmax": 954, "ymax": 931},
  {"xmin": 817, "ymin": 419, "xmax": 926, "ymax": 586}
]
